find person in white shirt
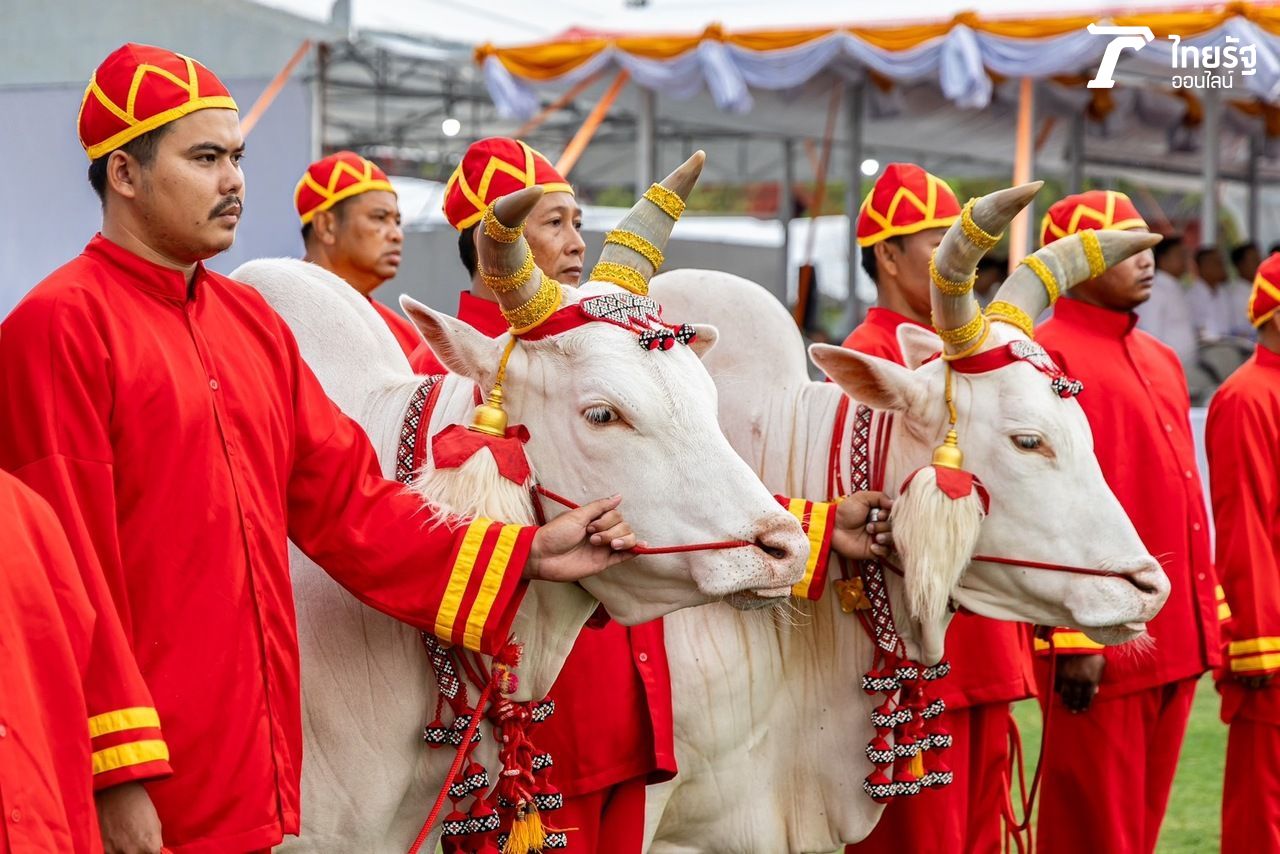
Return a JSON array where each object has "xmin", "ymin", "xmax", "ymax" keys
[
  {"xmin": 1136, "ymin": 235, "xmax": 1197, "ymax": 365},
  {"xmin": 1228, "ymin": 242, "xmax": 1261, "ymax": 341},
  {"xmin": 1189, "ymin": 246, "xmax": 1248, "ymax": 342}
]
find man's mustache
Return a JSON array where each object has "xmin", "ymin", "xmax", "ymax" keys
[{"xmin": 210, "ymin": 196, "xmax": 243, "ymax": 219}]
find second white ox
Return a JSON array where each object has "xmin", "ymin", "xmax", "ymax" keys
[
  {"xmin": 645, "ymin": 183, "xmax": 1172, "ymax": 853},
  {"xmin": 232, "ymin": 154, "xmax": 811, "ymax": 853}
]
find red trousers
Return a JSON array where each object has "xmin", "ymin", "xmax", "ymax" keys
[
  {"xmin": 1222, "ymin": 718, "xmax": 1280, "ymax": 852},
  {"xmin": 553, "ymin": 776, "xmax": 647, "ymax": 854},
  {"xmin": 847, "ymin": 702, "xmax": 1010, "ymax": 853},
  {"xmin": 1035, "ymin": 678, "xmax": 1196, "ymax": 854}
]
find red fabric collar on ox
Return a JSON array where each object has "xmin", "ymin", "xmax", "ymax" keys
[
  {"xmin": 432, "ymin": 424, "xmax": 533, "ymax": 484},
  {"xmin": 900, "ymin": 466, "xmax": 991, "ymax": 513}
]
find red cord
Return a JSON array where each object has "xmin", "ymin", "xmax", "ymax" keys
[
  {"xmin": 1000, "ymin": 637, "xmax": 1056, "ymax": 853},
  {"xmin": 533, "ymin": 486, "xmax": 753, "ymax": 554},
  {"xmin": 407, "ymin": 678, "xmax": 496, "ymax": 854}
]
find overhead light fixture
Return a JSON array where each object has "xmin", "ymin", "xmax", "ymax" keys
[
  {"xmin": 861, "ymin": 158, "xmax": 880, "ymax": 176},
  {"xmin": 441, "ymin": 117, "xmax": 461, "ymax": 137}
]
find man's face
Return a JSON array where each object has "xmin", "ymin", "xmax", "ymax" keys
[
  {"xmin": 1160, "ymin": 244, "xmax": 1187, "ymax": 278},
  {"xmin": 524, "ymin": 191, "xmax": 585, "ymax": 285},
  {"xmin": 881, "ymin": 227, "xmax": 947, "ymax": 319},
  {"xmin": 1076, "ymin": 228, "xmax": 1156, "ymax": 311},
  {"xmin": 327, "ymin": 190, "xmax": 403, "ymax": 289},
  {"xmin": 1237, "ymin": 247, "xmax": 1261, "ymax": 282},
  {"xmin": 129, "ymin": 109, "xmax": 244, "ymax": 264},
  {"xmin": 1200, "ymin": 250, "xmax": 1227, "ymax": 286}
]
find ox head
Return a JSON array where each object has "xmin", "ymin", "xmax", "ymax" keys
[
  {"xmin": 812, "ymin": 184, "xmax": 1170, "ymax": 663},
  {"xmin": 404, "ymin": 153, "xmax": 810, "ymax": 624}
]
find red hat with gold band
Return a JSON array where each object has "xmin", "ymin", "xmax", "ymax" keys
[
  {"xmin": 1249, "ymin": 252, "xmax": 1280, "ymax": 327},
  {"xmin": 444, "ymin": 137, "xmax": 572, "ymax": 231},
  {"xmin": 1040, "ymin": 190, "xmax": 1148, "ymax": 246},
  {"xmin": 295, "ymin": 151, "xmax": 396, "ymax": 225},
  {"xmin": 78, "ymin": 43, "xmax": 238, "ymax": 162},
  {"xmin": 856, "ymin": 163, "xmax": 961, "ymax": 247}
]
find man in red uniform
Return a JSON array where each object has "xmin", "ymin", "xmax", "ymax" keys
[
  {"xmin": 295, "ymin": 151, "xmax": 419, "ymax": 357},
  {"xmin": 1207, "ymin": 253, "xmax": 1280, "ymax": 852},
  {"xmin": 845, "ymin": 163, "xmax": 1036, "ymax": 854},
  {"xmin": 0, "ymin": 44, "xmax": 637, "ymax": 854},
  {"xmin": 1033, "ymin": 190, "xmax": 1223, "ymax": 854},
  {"xmin": 411, "ymin": 136, "xmax": 585, "ymax": 374},
  {"xmin": 1, "ymin": 466, "xmax": 102, "ymax": 853}
]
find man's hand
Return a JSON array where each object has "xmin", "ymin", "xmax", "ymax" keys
[
  {"xmin": 831, "ymin": 491, "xmax": 893, "ymax": 561},
  {"xmin": 1055, "ymin": 653, "xmax": 1106, "ymax": 713},
  {"xmin": 525, "ymin": 494, "xmax": 639, "ymax": 582},
  {"xmin": 96, "ymin": 782, "xmax": 164, "ymax": 854}
]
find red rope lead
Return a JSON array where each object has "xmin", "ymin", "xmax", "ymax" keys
[
  {"xmin": 973, "ymin": 554, "xmax": 1121, "ymax": 579},
  {"xmin": 407, "ymin": 678, "xmax": 496, "ymax": 854},
  {"xmin": 533, "ymin": 486, "xmax": 753, "ymax": 554}
]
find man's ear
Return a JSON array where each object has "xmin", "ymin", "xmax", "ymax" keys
[
  {"xmin": 106, "ymin": 150, "xmax": 140, "ymax": 200},
  {"xmin": 874, "ymin": 239, "xmax": 899, "ymax": 282},
  {"xmin": 311, "ymin": 209, "xmax": 339, "ymax": 246}
]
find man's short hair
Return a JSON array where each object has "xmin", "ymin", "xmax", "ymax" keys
[
  {"xmin": 1230, "ymin": 241, "xmax": 1258, "ymax": 268},
  {"xmin": 458, "ymin": 224, "xmax": 478, "ymax": 278},
  {"xmin": 860, "ymin": 235, "xmax": 902, "ymax": 285},
  {"xmin": 1196, "ymin": 246, "xmax": 1221, "ymax": 266},
  {"xmin": 1153, "ymin": 235, "xmax": 1182, "ymax": 264},
  {"xmin": 86, "ymin": 123, "xmax": 171, "ymax": 203}
]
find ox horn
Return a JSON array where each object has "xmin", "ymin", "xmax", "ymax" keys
[
  {"xmin": 930, "ymin": 181, "xmax": 1043, "ymax": 356},
  {"xmin": 476, "ymin": 185, "xmax": 565, "ymax": 334},
  {"xmin": 986, "ymin": 230, "xmax": 1162, "ymax": 338},
  {"xmin": 590, "ymin": 150, "xmax": 706, "ymax": 296}
]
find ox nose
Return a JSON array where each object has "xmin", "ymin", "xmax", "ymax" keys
[{"xmin": 752, "ymin": 513, "xmax": 809, "ymax": 586}]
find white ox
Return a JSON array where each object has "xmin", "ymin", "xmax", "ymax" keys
[
  {"xmin": 643, "ymin": 184, "xmax": 1172, "ymax": 853},
  {"xmin": 231, "ymin": 157, "xmax": 812, "ymax": 853}
]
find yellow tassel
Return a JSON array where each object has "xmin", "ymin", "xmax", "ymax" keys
[
  {"xmin": 908, "ymin": 752, "xmax": 925, "ymax": 779},
  {"xmin": 503, "ymin": 805, "xmax": 546, "ymax": 854}
]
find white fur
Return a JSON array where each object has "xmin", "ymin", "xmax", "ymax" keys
[
  {"xmin": 229, "ymin": 259, "xmax": 811, "ymax": 853},
  {"xmin": 413, "ymin": 451, "xmax": 537, "ymax": 524},
  {"xmin": 644, "ymin": 269, "xmax": 1171, "ymax": 853}
]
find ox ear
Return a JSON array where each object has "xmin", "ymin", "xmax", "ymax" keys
[
  {"xmin": 400, "ymin": 296, "xmax": 504, "ymax": 386},
  {"xmin": 897, "ymin": 324, "xmax": 943, "ymax": 371},
  {"xmin": 688, "ymin": 324, "xmax": 718, "ymax": 360},
  {"xmin": 808, "ymin": 343, "xmax": 928, "ymax": 413}
]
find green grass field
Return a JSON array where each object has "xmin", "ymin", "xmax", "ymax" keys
[{"xmin": 1010, "ymin": 674, "xmax": 1227, "ymax": 853}]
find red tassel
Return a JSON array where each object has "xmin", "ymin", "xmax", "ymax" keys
[
  {"xmin": 432, "ymin": 423, "xmax": 533, "ymax": 485},
  {"xmin": 900, "ymin": 465, "xmax": 990, "ymax": 512}
]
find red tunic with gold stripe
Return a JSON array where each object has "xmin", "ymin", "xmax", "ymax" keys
[
  {"xmin": 1208, "ymin": 344, "xmax": 1280, "ymax": 851},
  {"xmin": 1031, "ymin": 297, "xmax": 1222, "ymax": 854},
  {"xmin": 370, "ymin": 297, "xmax": 420, "ymax": 360},
  {"xmin": 1209, "ymin": 344, "xmax": 1280, "ymax": 722},
  {"xmin": 1035, "ymin": 298, "xmax": 1222, "ymax": 683},
  {"xmin": 843, "ymin": 308, "xmax": 1034, "ymax": 854},
  {"xmin": 0, "ymin": 236, "xmax": 534, "ymax": 854},
  {"xmin": 1, "ymin": 471, "xmax": 101, "ymax": 854}
]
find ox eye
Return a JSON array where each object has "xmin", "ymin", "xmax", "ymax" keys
[
  {"xmin": 584, "ymin": 405, "xmax": 620, "ymax": 425},
  {"xmin": 1012, "ymin": 434, "xmax": 1043, "ymax": 451}
]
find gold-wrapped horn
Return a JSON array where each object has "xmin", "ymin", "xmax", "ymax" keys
[
  {"xmin": 591, "ymin": 150, "xmax": 706, "ymax": 295},
  {"xmin": 986, "ymin": 230, "xmax": 1162, "ymax": 337},
  {"xmin": 929, "ymin": 181, "xmax": 1043, "ymax": 356},
  {"xmin": 477, "ymin": 186, "xmax": 566, "ymax": 335}
]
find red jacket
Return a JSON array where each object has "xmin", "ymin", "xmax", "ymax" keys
[
  {"xmin": 369, "ymin": 295, "xmax": 420, "ymax": 359},
  {"xmin": 1035, "ymin": 297, "xmax": 1223, "ymax": 693},
  {"xmin": 0, "ymin": 236, "xmax": 534, "ymax": 853},
  {"xmin": 843, "ymin": 308, "xmax": 1036, "ymax": 709},
  {"xmin": 1207, "ymin": 344, "xmax": 1280, "ymax": 724},
  {"xmin": 0, "ymin": 471, "xmax": 101, "ymax": 854}
]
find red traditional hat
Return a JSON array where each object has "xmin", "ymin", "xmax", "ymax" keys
[
  {"xmin": 856, "ymin": 163, "xmax": 961, "ymax": 247},
  {"xmin": 78, "ymin": 43, "xmax": 237, "ymax": 161},
  {"xmin": 1249, "ymin": 252, "xmax": 1280, "ymax": 327},
  {"xmin": 443, "ymin": 138, "xmax": 572, "ymax": 231},
  {"xmin": 294, "ymin": 151, "xmax": 396, "ymax": 225},
  {"xmin": 1040, "ymin": 190, "xmax": 1148, "ymax": 246}
]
